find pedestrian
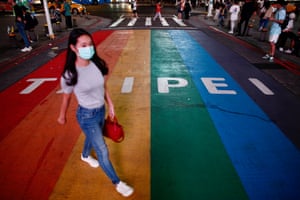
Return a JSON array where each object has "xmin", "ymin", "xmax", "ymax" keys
[
  {"xmin": 276, "ymin": 4, "xmax": 297, "ymax": 53},
  {"xmin": 262, "ymin": 0, "xmax": 287, "ymax": 62},
  {"xmin": 184, "ymin": 0, "xmax": 192, "ymax": 20},
  {"xmin": 290, "ymin": 28, "xmax": 300, "ymax": 57},
  {"xmin": 12, "ymin": 0, "xmax": 32, "ymax": 52},
  {"xmin": 23, "ymin": 7, "xmax": 39, "ymax": 42},
  {"xmin": 153, "ymin": 0, "xmax": 163, "ymax": 21},
  {"xmin": 63, "ymin": 0, "xmax": 72, "ymax": 29},
  {"xmin": 258, "ymin": 0, "xmax": 272, "ymax": 31},
  {"xmin": 228, "ymin": 0, "xmax": 240, "ymax": 34},
  {"xmin": 236, "ymin": 0, "xmax": 257, "ymax": 36},
  {"xmin": 57, "ymin": 28, "xmax": 134, "ymax": 197},
  {"xmin": 218, "ymin": 3, "xmax": 226, "ymax": 27},
  {"xmin": 131, "ymin": 0, "xmax": 138, "ymax": 18},
  {"xmin": 176, "ymin": 0, "xmax": 185, "ymax": 20},
  {"xmin": 213, "ymin": 0, "xmax": 221, "ymax": 22}
]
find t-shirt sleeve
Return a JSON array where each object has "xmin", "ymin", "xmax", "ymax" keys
[
  {"xmin": 279, "ymin": 10, "xmax": 286, "ymax": 20},
  {"xmin": 60, "ymin": 75, "xmax": 74, "ymax": 94}
]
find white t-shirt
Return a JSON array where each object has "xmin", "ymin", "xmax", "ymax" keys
[
  {"xmin": 61, "ymin": 61, "xmax": 105, "ymax": 109},
  {"xmin": 229, "ymin": 4, "xmax": 240, "ymax": 21}
]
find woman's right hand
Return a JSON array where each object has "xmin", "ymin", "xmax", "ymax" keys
[{"xmin": 57, "ymin": 116, "xmax": 66, "ymax": 125}]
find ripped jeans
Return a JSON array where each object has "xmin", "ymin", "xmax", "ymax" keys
[{"xmin": 76, "ymin": 105, "xmax": 120, "ymax": 184}]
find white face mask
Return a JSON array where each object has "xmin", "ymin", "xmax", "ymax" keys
[{"xmin": 78, "ymin": 46, "xmax": 95, "ymax": 60}]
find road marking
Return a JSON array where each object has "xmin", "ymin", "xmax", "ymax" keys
[
  {"xmin": 201, "ymin": 77, "xmax": 237, "ymax": 94},
  {"xmin": 128, "ymin": 17, "xmax": 137, "ymax": 26},
  {"xmin": 169, "ymin": 30, "xmax": 300, "ymax": 199},
  {"xmin": 157, "ymin": 77, "xmax": 188, "ymax": 93},
  {"xmin": 248, "ymin": 78, "xmax": 274, "ymax": 95},
  {"xmin": 145, "ymin": 17, "xmax": 152, "ymax": 26},
  {"xmin": 160, "ymin": 17, "xmax": 169, "ymax": 26},
  {"xmin": 109, "ymin": 15, "xmax": 125, "ymax": 27},
  {"xmin": 151, "ymin": 30, "xmax": 247, "ymax": 200},
  {"xmin": 121, "ymin": 77, "xmax": 134, "ymax": 93},
  {"xmin": 20, "ymin": 78, "xmax": 57, "ymax": 94},
  {"xmin": 172, "ymin": 15, "xmax": 186, "ymax": 26}
]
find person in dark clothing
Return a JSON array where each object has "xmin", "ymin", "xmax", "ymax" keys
[
  {"xmin": 12, "ymin": 0, "xmax": 32, "ymax": 52},
  {"xmin": 184, "ymin": 0, "xmax": 192, "ymax": 19},
  {"xmin": 23, "ymin": 7, "xmax": 38, "ymax": 42},
  {"xmin": 63, "ymin": 0, "xmax": 72, "ymax": 29},
  {"xmin": 293, "ymin": 30, "xmax": 300, "ymax": 57},
  {"xmin": 237, "ymin": 0, "xmax": 257, "ymax": 36},
  {"xmin": 283, "ymin": 28, "xmax": 300, "ymax": 56}
]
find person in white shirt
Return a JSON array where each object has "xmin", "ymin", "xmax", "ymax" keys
[{"xmin": 228, "ymin": 0, "xmax": 240, "ymax": 34}]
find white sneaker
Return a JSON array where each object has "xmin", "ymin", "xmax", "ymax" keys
[
  {"xmin": 116, "ymin": 181, "xmax": 134, "ymax": 197},
  {"xmin": 81, "ymin": 154, "xmax": 99, "ymax": 168},
  {"xmin": 285, "ymin": 49, "xmax": 292, "ymax": 54},
  {"xmin": 262, "ymin": 54, "xmax": 270, "ymax": 59},
  {"xmin": 21, "ymin": 46, "xmax": 32, "ymax": 52},
  {"xmin": 269, "ymin": 56, "xmax": 274, "ymax": 62},
  {"xmin": 279, "ymin": 47, "xmax": 284, "ymax": 52},
  {"xmin": 228, "ymin": 30, "xmax": 233, "ymax": 34}
]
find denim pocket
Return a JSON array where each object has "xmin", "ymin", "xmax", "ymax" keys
[{"xmin": 76, "ymin": 107, "xmax": 96, "ymax": 122}]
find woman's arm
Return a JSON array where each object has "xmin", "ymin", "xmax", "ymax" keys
[
  {"xmin": 57, "ymin": 93, "xmax": 72, "ymax": 125},
  {"xmin": 104, "ymin": 76, "xmax": 115, "ymax": 118}
]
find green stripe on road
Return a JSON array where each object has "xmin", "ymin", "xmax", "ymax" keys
[{"xmin": 150, "ymin": 30, "xmax": 248, "ymax": 200}]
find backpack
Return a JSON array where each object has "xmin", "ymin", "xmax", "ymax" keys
[
  {"xmin": 280, "ymin": 14, "xmax": 289, "ymax": 29},
  {"xmin": 24, "ymin": 12, "xmax": 38, "ymax": 30}
]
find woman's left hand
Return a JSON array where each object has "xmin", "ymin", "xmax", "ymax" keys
[{"xmin": 108, "ymin": 104, "xmax": 115, "ymax": 119}]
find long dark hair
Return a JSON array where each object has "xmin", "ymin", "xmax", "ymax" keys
[{"xmin": 62, "ymin": 28, "xmax": 109, "ymax": 86}]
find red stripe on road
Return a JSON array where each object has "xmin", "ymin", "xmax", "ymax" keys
[{"xmin": 0, "ymin": 30, "xmax": 113, "ymax": 199}]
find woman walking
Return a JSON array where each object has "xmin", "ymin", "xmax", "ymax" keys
[{"xmin": 57, "ymin": 28, "xmax": 134, "ymax": 197}]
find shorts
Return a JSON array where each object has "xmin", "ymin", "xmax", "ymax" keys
[{"xmin": 269, "ymin": 34, "xmax": 280, "ymax": 43}]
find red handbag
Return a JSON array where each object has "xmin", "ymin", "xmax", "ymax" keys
[{"xmin": 103, "ymin": 116, "xmax": 124, "ymax": 143}]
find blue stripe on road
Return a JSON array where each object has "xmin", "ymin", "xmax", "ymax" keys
[{"xmin": 168, "ymin": 30, "xmax": 300, "ymax": 199}]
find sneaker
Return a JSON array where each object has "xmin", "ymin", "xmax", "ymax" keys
[
  {"xmin": 262, "ymin": 54, "xmax": 270, "ymax": 59},
  {"xmin": 228, "ymin": 30, "xmax": 233, "ymax": 34},
  {"xmin": 284, "ymin": 49, "xmax": 292, "ymax": 54},
  {"xmin": 269, "ymin": 56, "xmax": 274, "ymax": 62},
  {"xmin": 21, "ymin": 46, "xmax": 32, "ymax": 52},
  {"xmin": 279, "ymin": 47, "xmax": 284, "ymax": 52},
  {"xmin": 81, "ymin": 154, "xmax": 99, "ymax": 168},
  {"xmin": 116, "ymin": 181, "xmax": 134, "ymax": 197}
]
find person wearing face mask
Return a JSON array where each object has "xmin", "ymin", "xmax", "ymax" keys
[{"xmin": 57, "ymin": 28, "xmax": 134, "ymax": 197}]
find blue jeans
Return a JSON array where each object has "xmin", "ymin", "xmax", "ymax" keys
[
  {"xmin": 76, "ymin": 105, "xmax": 120, "ymax": 184},
  {"xmin": 16, "ymin": 22, "xmax": 30, "ymax": 48}
]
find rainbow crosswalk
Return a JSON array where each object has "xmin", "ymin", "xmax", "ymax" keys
[{"xmin": 0, "ymin": 30, "xmax": 299, "ymax": 200}]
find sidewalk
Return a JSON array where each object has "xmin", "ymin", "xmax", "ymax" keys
[
  {"xmin": 190, "ymin": 7, "xmax": 300, "ymax": 74},
  {"xmin": 0, "ymin": 14, "xmax": 111, "ymax": 69}
]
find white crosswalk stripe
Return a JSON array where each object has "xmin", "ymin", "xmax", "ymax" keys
[
  {"xmin": 109, "ymin": 16, "xmax": 190, "ymax": 28},
  {"xmin": 109, "ymin": 15, "xmax": 125, "ymax": 28},
  {"xmin": 160, "ymin": 17, "xmax": 169, "ymax": 26},
  {"xmin": 128, "ymin": 17, "xmax": 138, "ymax": 26},
  {"xmin": 172, "ymin": 15, "xmax": 187, "ymax": 27},
  {"xmin": 145, "ymin": 17, "xmax": 152, "ymax": 26}
]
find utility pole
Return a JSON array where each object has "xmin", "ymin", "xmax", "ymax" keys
[{"xmin": 42, "ymin": 0, "xmax": 54, "ymax": 39}]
